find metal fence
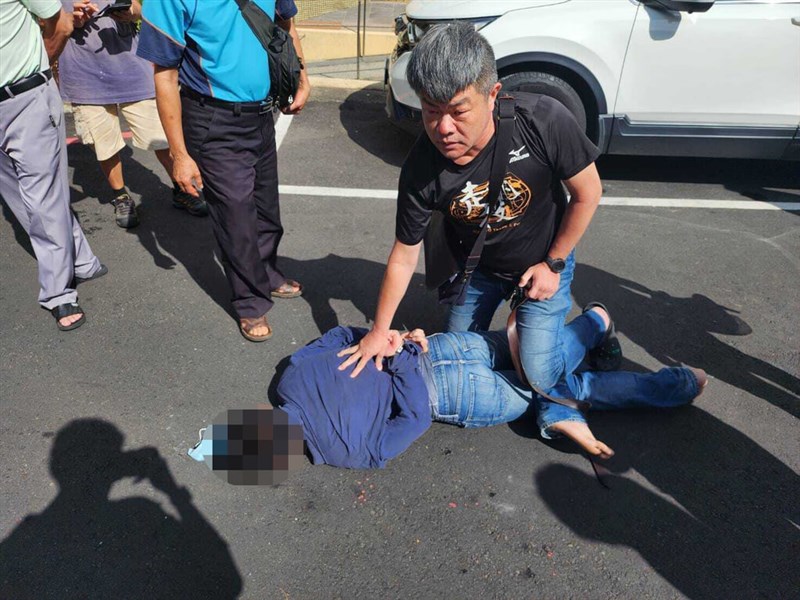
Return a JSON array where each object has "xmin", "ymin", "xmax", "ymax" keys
[{"xmin": 295, "ymin": 0, "xmax": 408, "ymax": 30}]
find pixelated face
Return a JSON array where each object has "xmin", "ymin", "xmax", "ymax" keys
[{"xmin": 198, "ymin": 408, "xmax": 305, "ymax": 485}]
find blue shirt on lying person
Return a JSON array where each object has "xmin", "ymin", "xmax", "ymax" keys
[{"xmin": 276, "ymin": 327, "xmax": 432, "ymax": 469}]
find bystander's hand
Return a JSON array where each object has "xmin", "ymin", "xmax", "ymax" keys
[
  {"xmin": 337, "ymin": 328, "xmax": 400, "ymax": 377},
  {"xmin": 110, "ymin": 0, "xmax": 142, "ymax": 23},
  {"xmin": 172, "ymin": 153, "xmax": 203, "ymax": 198},
  {"xmin": 518, "ymin": 262, "xmax": 560, "ymax": 301},
  {"xmin": 282, "ymin": 76, "xmax": 310, "ymax": 115},
  {"xmin": 72, "ymin": 0, "xmax": 98, "ymax": 28}
]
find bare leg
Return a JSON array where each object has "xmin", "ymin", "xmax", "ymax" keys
[
  {"xmin": 99, "ymin": 153, "xmax": 124, "ymax": 190},
  {"xmin": 155, "ymin": 148, "xmax": 174, "ymax": 181}
]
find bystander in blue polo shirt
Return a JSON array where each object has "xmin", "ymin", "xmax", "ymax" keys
[{"xmin": 137, "ymin": 0, "xmax": 297, "ymax": 102}]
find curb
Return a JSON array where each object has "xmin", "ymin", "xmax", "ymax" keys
[{"xmin": 309, "ymin": 75, "xmax": 382, "ymax": 90}]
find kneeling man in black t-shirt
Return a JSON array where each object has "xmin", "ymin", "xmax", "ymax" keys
[{"xmin": 340, "ymin": 22, "xmax": 611, "ymax": 409}]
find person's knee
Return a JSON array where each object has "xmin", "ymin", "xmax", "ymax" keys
[{"xmin": 521, "ymin": 353, "xmax": 562, "ymax": 390}]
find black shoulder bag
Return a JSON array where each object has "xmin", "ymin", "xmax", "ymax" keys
[
  {"xmin": 424, "ymin": 95, "xmax": 517, "ymax": 305},
  {"xmin": 233, "ymin": 0, "xmax": 302, "ymax": 109}
]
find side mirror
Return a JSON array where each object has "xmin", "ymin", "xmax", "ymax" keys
[{"xmin": 642, "ymin": 0, "xmax": 715, "ymax": 13}]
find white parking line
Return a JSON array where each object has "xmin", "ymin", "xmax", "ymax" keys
[
  {"xmin": 274, "ymin": 113, "xmax": 293, "ymax": 150},
  {"xmin": 278, "ymin": 185, "xmax": 800, "ymax": 211}
]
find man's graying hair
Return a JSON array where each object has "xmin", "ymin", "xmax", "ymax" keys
[{"xmin": 407, "ymin": 21, "xmax": 498, "ymax": 104}]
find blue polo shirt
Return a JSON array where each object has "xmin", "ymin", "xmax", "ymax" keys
[{"xmin": 137, "ymin": 0, "xmax": 297, "ymax": 102}]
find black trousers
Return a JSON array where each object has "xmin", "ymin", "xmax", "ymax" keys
[{"xmin": 182, "ymin": 94, "xmax": 287, "ymax": 319}]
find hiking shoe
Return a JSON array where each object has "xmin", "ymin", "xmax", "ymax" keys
[
  {"xmin": 172, "ymin": 188, "xmax": 209, "ymax": 217},
  {"xmin": 111, "ymin": 194, "xmax": 139, "ymax": 228}
]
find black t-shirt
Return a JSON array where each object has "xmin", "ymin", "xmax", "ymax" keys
[{"xmin": 395, "ymin": 93, "xmax": 600, "ymax": 280}]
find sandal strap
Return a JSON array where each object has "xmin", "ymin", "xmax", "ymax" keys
[{"xmin": 51, "ymin": 302, "xmax": 83, "ymax": 319}]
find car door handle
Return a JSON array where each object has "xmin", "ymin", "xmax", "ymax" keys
[{"xmin": 792, "ymin": 17, "xmax": 800, "ymax": 26}]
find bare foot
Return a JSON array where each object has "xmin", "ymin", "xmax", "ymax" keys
[
  {"xmin": 548, "ymin": 420, "xmax": 615, "ymax": 459},
  {"xmin": 689, "ymin": 367, "xmax": 708, "ymax": 398}
]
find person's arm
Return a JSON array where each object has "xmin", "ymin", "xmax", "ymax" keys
[
  {"xmin": 337, "ymin": 240, "xmax": 422, "ymax": 377},
  {"xmin": 41, "ymin": 8, "xmax": 74, "ymax": 63},
  {"xmin": 153, "ymin": 65, "xmax": 203, "ymax": 197},
  {"xmin": 518, "ymin": 162, "xmax": 602, "ymax": 300},
  {"xmin": 276, "ymin": 16, "xmax": 311, "ymax": 114}
]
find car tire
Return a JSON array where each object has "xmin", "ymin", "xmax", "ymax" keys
[{"xmin": 500, "ymin": 71, "xmax": 588, "ymax": 132}]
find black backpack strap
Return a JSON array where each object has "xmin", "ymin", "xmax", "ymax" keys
[{"xmin": 461, "ymin": 95, "xmax": 516, "ymax": 279}]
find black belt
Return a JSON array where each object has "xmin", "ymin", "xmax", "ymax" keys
[
  {"xmin": 0, "ymin": 69, "xmax": 52, "ymax": 103},
  {"xmin": 180, "ymin": 87, "xmax": 276, "ymax": 114}
]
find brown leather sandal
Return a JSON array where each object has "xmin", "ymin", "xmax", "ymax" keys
[
  {"xmin": 239, "ymin": 314, "xmax": 273, "ymax": 342},
  {"xmin": 271, "ymin": 279, "xmax": 303, "ymax": 299}
]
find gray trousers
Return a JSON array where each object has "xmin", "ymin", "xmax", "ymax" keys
[{"xmin": 0, "ymin": 78, "xmax": 99, "ymax": 310}]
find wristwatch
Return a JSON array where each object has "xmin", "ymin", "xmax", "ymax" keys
[{"xmin": 545, "ymin": 256, "xmax": 566, "ymax": 274}]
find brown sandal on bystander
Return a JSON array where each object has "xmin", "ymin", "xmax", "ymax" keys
[{"xmin": 239, "ymin": 314, "xmax": 273, "ymax": 342}]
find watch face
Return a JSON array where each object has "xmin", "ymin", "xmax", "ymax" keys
[{"xmin": 547, "ymin": 257, "xmax": 566, "ymax": 273}]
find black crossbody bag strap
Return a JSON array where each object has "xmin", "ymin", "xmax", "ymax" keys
[
  {"xmin": 460, "ymin": 95, "xmax": 517, "ymax": 279},
  {"xmin": 233, "ymin": 0, "xmax": 279, "ymax": 41}
]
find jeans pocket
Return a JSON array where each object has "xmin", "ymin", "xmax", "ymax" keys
[{"xmin": 462, "ymin": 372, "xmax": 506, "ymax": 428}]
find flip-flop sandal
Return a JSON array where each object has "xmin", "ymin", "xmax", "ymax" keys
[
  {"xmin": 51, "ymin": 302, "xmax": 86, "ymax": 331},
  {"xmin": 583, "ymin": 302, "xmax": 622, "ymax": 371},
  {"xmin": 271, "ymin": 279, "xmax": 303, "ymax": 299},
  {"xmin": 75, "ymin": 263, "xmax": 108, "ymax": 285},
  {"xmin": 240, "ymin": 315, "xmax": 273, "ymax": 342}
]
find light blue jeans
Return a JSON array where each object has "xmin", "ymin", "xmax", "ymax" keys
[{"xmin": 425, "ymin": 328, "xmax": 699, "ymax": 438}]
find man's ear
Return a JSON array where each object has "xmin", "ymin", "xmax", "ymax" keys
[{"xmin": 488, "ymin": 81, "xmax": 502, "ymax": 106}]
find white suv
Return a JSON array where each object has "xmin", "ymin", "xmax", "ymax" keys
[{"xmin": 385, "ymin": 0, "xmax": 800, "ymax": 160}]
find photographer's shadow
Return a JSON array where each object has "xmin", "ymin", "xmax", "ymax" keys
[
  {"xmin": 280, "ymin": 253, "xmax": 444, "ymax": 334},
  {"xmin": 0, "ymin": 419, "xmax": 242, "ymax": 600},
  {"xmin": 571, "ymin": 264, "xmax": 800, "ymax": 418}
]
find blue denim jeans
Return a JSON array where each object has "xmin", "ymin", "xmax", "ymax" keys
[
  {"xmin": 427, "ymin": 329, "xmax": 699, "ymax": 438},
  {"xmin": 447, "ymin": 254, "xmax": 578, "ymax": 397}
]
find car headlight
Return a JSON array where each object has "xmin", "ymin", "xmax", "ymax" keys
[{"xmin": 406, "ymin": 17, "xmax": 498, "ymax": 46}]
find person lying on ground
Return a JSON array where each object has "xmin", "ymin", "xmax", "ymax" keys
[{"xmin": 190, "ymin": 306, "xmax": 707, "ymax": 482}]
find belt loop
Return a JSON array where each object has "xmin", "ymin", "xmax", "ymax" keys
[
  {"xmin": 2, "ymin": 86, "xmax": 14, "ymax": 100},
  {"xmin": 233, "ymin": 103, "xmax": 242, "ymax": 117}
]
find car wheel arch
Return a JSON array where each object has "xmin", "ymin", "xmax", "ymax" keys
[{"xmin": 497, "ymin": 52, "xmax": 608, "ymax": 144}]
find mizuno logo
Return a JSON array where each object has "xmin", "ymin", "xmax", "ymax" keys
[{"xmin": 509, "ymin": 145, "xmax": 530, "ymax": 163}]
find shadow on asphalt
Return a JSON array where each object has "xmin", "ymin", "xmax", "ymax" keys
[
  {"xmin": 0, "ymin": 419, "xmax": 242, "ymax": 599},
  {"xmin": 571, "ymin": 264, "xmax": 800, "ymax": 419},
  {"xmin": 535, "ymin": 405, "xmax": 800, "ymax": 598},
  {"xmin": 598, "ymin": 154, "xmax": 800, "ymax": 205},
  {"xmin": 0, "ymin": 201, "xmax": 34, "ymax": 259},
  {"xmin": 339, "ymin": 88, "xmax": 417, "ymax": 168},
  {"xmin": 68, "ymin": 144, "xmax": 232, "ymax": 317},
  {"xmin": 278, "ymin": 254, "xmax": 446, "ymax": 335}
]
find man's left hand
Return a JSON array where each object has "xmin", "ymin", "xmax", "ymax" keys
[{"xmin": 518, "ymin": 262, "xmax": 560, "ymax": 301}]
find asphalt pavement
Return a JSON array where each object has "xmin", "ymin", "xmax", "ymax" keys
[{"xmin": 1, "ymin": 85, "xmax": 798, "ymax": 599}]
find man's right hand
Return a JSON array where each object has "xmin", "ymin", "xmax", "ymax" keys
[
  {"xmin": 172, "ymin": 153, "xmax": 203, "ymax": 198},
  {"xmin": 72, "ymin": 0, "xmax": 97, "ymax": 28},
  {"xmin": 337, "ymin": 329, "xmax": 401, "ymax": 378}
]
